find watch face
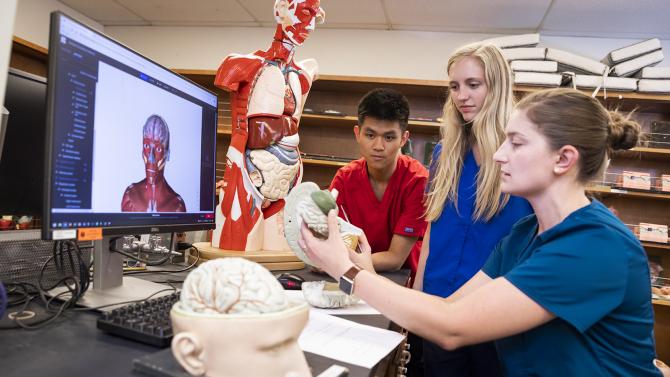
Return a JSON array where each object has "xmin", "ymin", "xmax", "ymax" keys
[{"xmin": 338, "ymin": 278, "xmax": 354, "ymax": 295}]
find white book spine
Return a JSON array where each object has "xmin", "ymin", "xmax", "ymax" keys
[
  {"xmin": 573, "ymin": 75, "xmax": 638, "ymax": 91},
  {"xmin": 546, "ymin": 48, "xmax": 608, "ymax": 75},
  {"xmin": 484, "ymin": 33, "xmax": 540, "ymax": 48},
  {"xmin": 511, "ymin": 60, "xmax": 558, "ymax": 73},
  {"xmin": 638, "ymin": 66, "xmax": 670, "ymax": 79},
  {"xmin": 638, "ymin": 79, "xmax": 670, "ymax": 93},
  {"xmin": 609, "ymin": 38, "xmax": 662, "ymax": 63},
  {"xmin": 513, "ymin": 72, "xmax": 562, "ymax": 86},
  {"xmin": 613, "ymin": 50, "xmax": 664, "ymax": 77},
  {"xmin": 501, "ymin": 48, "xmax": 546, "ymax": 61}
]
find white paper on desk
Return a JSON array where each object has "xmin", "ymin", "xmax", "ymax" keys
[
  {"xmin": 283, "ymin": 290, "xmax": 380, "ymax": 315},
  {"xmin": 298, "ymin": 311, "xmax": 405, "ymax": 369}
]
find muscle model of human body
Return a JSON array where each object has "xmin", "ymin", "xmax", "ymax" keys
[{"xmin": 212, "ymin": 0, "xmax": 324, "ymax": 251}]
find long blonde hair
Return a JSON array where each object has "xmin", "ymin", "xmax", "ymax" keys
[{"xmin": 425, "ymin": 43, "xmax": 513, "ymax": 222}]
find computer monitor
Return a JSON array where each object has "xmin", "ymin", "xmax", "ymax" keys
[
  {"xmin": 43, "ymin": 12, "xmax": 218, "ymax": 307},
  {"xmin": 0, "ymin": 68, "xmax": 47, "ymax": 217}
]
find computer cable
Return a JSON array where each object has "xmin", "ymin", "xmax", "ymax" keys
[
  {"xmin": 39, "ymin": 240, "xmax": 90, "ymax": 303},
  {"xmin": 8, "ymin": 277, "xmax": 79, "ymax": 330},
  {"xmin": 71, "ymin": 287, "xmax": 177, "ymax": 312},
  {"xmin": 123, "ymin": 244, "xmax": 200, "ymax": 276},
  {"xmin": 3, "ymin": 241, "xmax": 90, "ymax": 330}
]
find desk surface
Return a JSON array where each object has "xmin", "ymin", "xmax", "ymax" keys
[{"xmin": 0, "ymin": 267, "xmax": 409, "ymax": 377}]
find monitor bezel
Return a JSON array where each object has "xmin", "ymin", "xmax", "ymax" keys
[
  {"xmin": 43, "ymin": 12, "xmax": 218, "ymax": 240},
  {"xmin": 1, "ymin": 68, "xmax": 48, "ymax": 216}
]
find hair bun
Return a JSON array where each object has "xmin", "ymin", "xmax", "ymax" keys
[{"xmin": 608, "ymin": 111, "xmax": 640, "ymax": 151}]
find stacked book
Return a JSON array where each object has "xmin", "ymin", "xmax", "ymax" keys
[
  {"xmin": 637, "ymin": 67, "xmax": 670, "ymax": 93},
  {"xmin": 603, "ymin": 38, "xmax": 668, "ymax": 93},
  {"xmin": 482, "ymin": 34, "xmax": 670, "ymax": 93},
  {"xmin": 604, "ymin": 39, "xmax": 663, "ymax": 76},
  {"xmin": 484, "ymin": 34, "xmax": 561, "ymax": 87},
  {"xmin": 542, "ymin": 48, "xmax": 634, "ymax": 91}
]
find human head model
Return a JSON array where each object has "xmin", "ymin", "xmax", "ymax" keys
[
  {"xmin": 274, "ymin": 0, "xmax": 325, "ymax": 45},
  {"xmin": 142, "ymin": 115, "xmax": 170, "ymax": 185},
  {"xmin": 171, "ymin": 258, "xmax": 311, "ymax": 377}
]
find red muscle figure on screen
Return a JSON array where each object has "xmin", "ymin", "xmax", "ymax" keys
[
  {"xmin": 212, "ymin": 0, "xmax": 324, "ymax": 251},
  {"xmin": 121, "ymin": 114, "xmax": 186, "ymax": 213}
]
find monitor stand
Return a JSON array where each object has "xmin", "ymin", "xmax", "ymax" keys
[{"xmin": 52, "ymin": 236, "xmax": 172, "ymax": 310}]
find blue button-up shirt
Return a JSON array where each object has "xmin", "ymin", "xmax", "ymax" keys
[{"xmin": 423, "ymin": 144, "xmax": 532, "ymax": 298}]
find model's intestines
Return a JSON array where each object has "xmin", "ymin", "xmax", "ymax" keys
[{"xmin": 179, "ymin": 258, "xmax": 288, "ymax": 315}]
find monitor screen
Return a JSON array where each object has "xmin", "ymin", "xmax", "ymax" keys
[
  {"xmin": 0, "ymin": 68, "xmax": 47, "ymax": 216},
  {"xmin": 44, "ymin": 12, "xmax": 218, "ymax": 240}
]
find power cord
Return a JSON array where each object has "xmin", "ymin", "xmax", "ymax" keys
[
  {"xmin": 71, "ymin": 287, "xmax": 178, "ymax": 312},
  {"xmin": 3, "ymin": 240, "xmax": 91, "ymax": 330},
  {"xmin": 2, "ymin": 239, "xmax": 195, "ymax": 330}
]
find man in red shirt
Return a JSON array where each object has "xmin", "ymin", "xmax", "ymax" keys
[{"xmin": 329, "ymin": 88, "xmax": 428, "ymax": 281}]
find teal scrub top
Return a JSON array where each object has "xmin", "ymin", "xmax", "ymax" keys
[{"xmin": 483, "ymin": 199, "xmax": 660, "ymax": 377}]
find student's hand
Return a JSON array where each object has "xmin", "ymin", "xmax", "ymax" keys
[
  {"xmin": 299, "ymin": 210, "xmax": 354, "ymax": 280},
  {"xmin": 655, "ymin": 359, "xmax": 670, "ymax": 377},
  {"xmin": 348, "ymin": 231, "xmax": 374, "ymax": 274}
]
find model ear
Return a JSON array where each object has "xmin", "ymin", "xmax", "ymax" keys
[
  {"xmin": 172, "ymin": 332, "xmax": 206, "ymax": 376},
  {"xmin": 316, "ymin": 7, "xmax": 326, "ymax": 24},
  {"xmin": 274, "ymin": 0, "xmax": 290, "ymax": 24}
]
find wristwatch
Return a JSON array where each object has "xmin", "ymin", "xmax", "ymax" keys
[{"xmin": 338, "ymin": 265, "xmax": 362, "ymax": 295}]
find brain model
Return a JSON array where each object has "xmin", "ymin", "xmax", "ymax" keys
[
  {"xmin": 284, "ymin": 182, "xmax": 363, "ymax": 266},
  {"xmin": 297, "ymin": 189, "xmax": 336, "ymax": 237},
  {"xmin": 179, "ymin": 258, "xmax": 288, "ymax": 315}
]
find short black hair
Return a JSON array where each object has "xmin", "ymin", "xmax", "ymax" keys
[{"xmin": 357, "ymin": 88, "xmax": 410, "ymax": 132}]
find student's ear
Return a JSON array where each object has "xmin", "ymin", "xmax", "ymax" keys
[
  {"xmin": 400, "ymin": 130, "xmax": 410, "ymax": 147},
  {"xmin": 353, "ymin": 125, "xmax": 361, "ymax": 139},
  {"xmin": 553, "ymin": 145, "xmax": 579, "ymax": 176}
]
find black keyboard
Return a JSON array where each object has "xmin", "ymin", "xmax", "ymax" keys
[{"xmin": 97, "ymin": 292, "xmax": 180, "ymax": 347}]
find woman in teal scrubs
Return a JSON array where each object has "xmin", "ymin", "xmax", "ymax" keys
[{"xmin": 300, "ymin": 88, "xmax": 662, "ymax": 376}]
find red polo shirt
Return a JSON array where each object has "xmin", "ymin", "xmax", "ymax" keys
[{"xmin": 329, "ymin": 155, "xmax": 428, "ymax": 278}]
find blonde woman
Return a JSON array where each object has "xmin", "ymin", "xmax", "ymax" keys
[
  {"xmin": 412, "ymin": 43, "xmax": 532, "ymax": 376},
  {"xmin": 299, "ymin": 88, "xmax": 660, "ymax": 376}
]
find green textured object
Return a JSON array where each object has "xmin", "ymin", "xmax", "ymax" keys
[{"xmin": 310, "ymin": 190, "xmax": 337, "ymax": 215}]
